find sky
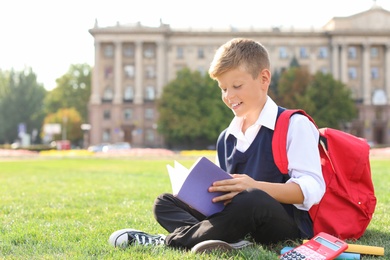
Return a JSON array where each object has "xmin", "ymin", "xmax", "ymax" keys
[{"xmin": 1, "ymin": 0, "xmax": 389, "ymax": 90}]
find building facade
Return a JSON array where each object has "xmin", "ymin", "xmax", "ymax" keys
[{"xmin": 88, "ymin": 4, "xmax": 390, "ymax": 148}]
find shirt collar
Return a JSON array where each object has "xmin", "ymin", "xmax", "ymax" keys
[
  {"xmin": 258, "ymin": 96, "xmax": 278, "ymax": 131},
  {"xmin": 225, "ymin": 96, "xmax": 278, "ymax": 138}
]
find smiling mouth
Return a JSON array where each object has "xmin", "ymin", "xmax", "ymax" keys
[{"xmin": 231, "ymin": 102, "xmax": 242, "ymax": 109}]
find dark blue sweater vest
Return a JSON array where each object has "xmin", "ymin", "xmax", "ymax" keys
[{"xmin": 216, "ymin": 106, "xmax": 313, "ymax": 238}]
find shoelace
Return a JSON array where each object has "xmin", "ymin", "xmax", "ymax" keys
[{"xmin": 133, "ymin": 233, "xmax": 164, "ymax": 246}]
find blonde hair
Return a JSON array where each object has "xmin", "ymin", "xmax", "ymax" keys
[{"xmin": 209, "ymin": 38, "xmax": 270, "ymax": 80}]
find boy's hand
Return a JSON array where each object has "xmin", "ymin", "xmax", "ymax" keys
[{"xmin": 209, "ymin": 174, "xmax": 256, "ymax": 205}]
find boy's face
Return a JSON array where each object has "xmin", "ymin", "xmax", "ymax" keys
[{"xmin": 217, "ymin": 67, "xmax": 270, "ymax": 121}]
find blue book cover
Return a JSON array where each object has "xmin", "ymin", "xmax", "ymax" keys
[{"xmin": 167, "ymin": 157, "xmax": 232, "ymax": 217}]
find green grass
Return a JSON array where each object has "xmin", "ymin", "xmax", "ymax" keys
[{"xmin": 0, "ymin": 157, "xmax": 389, "ymax": 259}]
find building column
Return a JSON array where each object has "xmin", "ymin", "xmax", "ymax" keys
[
  {"xmin": 331, "ymin": 42, "xmax": 339, "ymax": 80},
  {"xmin": 90, "ymin": 41, "xmax": 101, "ymax": 104},
  {"xmin": 157, "ymin": 41, "xmax": 166, "ymax": 98},
  {"xmin": 386, "ymin": 43, "xmax": 390, "ymax": 104},
  {"xmin": 309, "ymin": 45, "xmax": 316, "ymax": 74},
  {"xmin": 113, "ymin": 41, "xmax": 123, "ymax": 104},
  {"xmin": 362, "ymin": 43, "xmax": 371, "ymax": 105},
  {"xmin": 134, "ymin": 41, "xmax": 143, "ymax": 104},
  {"xmin": 340, "ymin": 44, "xmax": 348, "ymax": 84}
]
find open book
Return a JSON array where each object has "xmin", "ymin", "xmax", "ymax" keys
[{"xmin": 166, "ymin": 156, "xmax": 233, "ymax": 217}]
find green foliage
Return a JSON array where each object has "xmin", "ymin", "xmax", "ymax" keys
[
  {"xmin": 274, "ymin": 67, "xmax": 356, "ymax": 129},
  {"xmin": 276, "ymin": 67, "xmax": 312, "ymax": 109},
  {"xmin": 0, "ymin": 157, "xmax": 388, "ymax": 259},
  {"xmin": 289, "ymin": 56, "xmax": 300, "ymax": 68},
  {"xmin": 304, "ymin": 72, "xmax": 357, "ymax": 128},
  {"xmin": 0, "ymin": 143, "xmax": 53, "ymax": 152},
  {"xmin": 0, "ymin": 68, "xmax": 46, "ymax": 144},
  {"xmin": 44, "ymin": 64, "xmax": 91, "ymax": 122},
  {"xmin": 42, "ymin": 108, "xmax": 83, "ymax": 143},
  {"xmin": 157, "ymin": 68, "xmax": 231, "ymax": 149},
  {"xmin": 269, "ymin": 69, "xmax": 281, "ymax": 98},
  {"xmin": 269, "ymin": 56, "xmax": 299, "ymax": 102}
]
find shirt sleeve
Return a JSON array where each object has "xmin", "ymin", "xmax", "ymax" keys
[{"xmin": 285, "ymin": 114, "xmax": 326, "ymax": 211}]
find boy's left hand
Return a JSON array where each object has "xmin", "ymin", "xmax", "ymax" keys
[{"xmin": 209, "ymin": 174, "xmax": 256, "ymax": 205}]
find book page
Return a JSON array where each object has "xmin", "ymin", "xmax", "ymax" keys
[
  {"xmin": 166, "ymin": 161, "xmax": 189, "ymax": 195},
  {"xmin": 176, "ymin": 157, "xmax": 233, "ymax": 216}
]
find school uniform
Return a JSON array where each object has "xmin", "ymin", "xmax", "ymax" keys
[{"xmin": 153, "ymin": 96, "xmax": 325, "ymax": 249}]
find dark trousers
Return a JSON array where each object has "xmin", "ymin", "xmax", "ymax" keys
[{"xmin": 153, "ymin": 188, "xmax": 301, "ymax": 249}]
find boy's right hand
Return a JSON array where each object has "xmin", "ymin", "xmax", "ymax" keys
[{"xmin": 209, "ymin": 174, "xmax": 257, "ymax": 205}]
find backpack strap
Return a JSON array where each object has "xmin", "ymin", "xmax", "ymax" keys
[
  {"xmin": 216, "ymin": 130, "xmax": 227, "ymax": 170},
  {"xmin": 272, "ymin": 109, "xmax": 317, "ymax": 174}
]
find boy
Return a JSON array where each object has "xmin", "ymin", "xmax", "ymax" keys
[{"xmin": 109, "ymin": 38, "xmax": 325, "ymax": 252}]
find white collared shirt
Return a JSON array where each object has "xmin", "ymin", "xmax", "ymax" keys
[{"xmin": 221, "ymin": 96, "xmax": 325, "ymax": 211}]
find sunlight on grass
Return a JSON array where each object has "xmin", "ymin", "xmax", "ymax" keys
[{"xmin": 0, "ymin": 158, "xmax": 389, "ymax": 259}]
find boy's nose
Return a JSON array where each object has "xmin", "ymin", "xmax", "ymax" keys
[{"xmin": 225, "ymin": 90, "xmax": 235, "ymax": 100}]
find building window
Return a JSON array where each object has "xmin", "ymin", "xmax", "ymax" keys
[
  {"xmin": 350, "ymin": 87, "xmax": 358, "ymax": 100},
  {"xmin": 371, "ymin": 67, "xmax": 379, "ymax": 79},
  {"xmin": 318, "ymin": 47, "xmax": 328, "ymax": 59},
  {"xmin": 124, "ymin": 65, "xmax": 135, "ymax": 78},
  {"xmin": 124, "ymin": 108, "xmax": 133, "ymax": 120},
  {"xmin": 124, "ymin": 86, "xmax": 134, "ymax": 101},
  {"xmin": 123, "ymin": 44, "xmax": 135, "ymax": 57},
  {"xmin": 372, "ymin": 89, "xmax": 387, "ymax": 106},
  {"xmin": 279, "ymin": 47, "xmax": 288, "ymax": 59},
  {"xmin": 103, "ymin": 86, "xmax": 114, "ymax": 101},
  {"xmin": 145, "ymin": 129, "xmax": 155, "ymax": 143},
  {"xmin": 348, "ymin": 47, "xmax": 357, "ymax": 59},
  {"xmin": 198, "ymin": 66, "xmax": 206, "ymax": 76},
  {"xmin": 348, "ymin": 67, "xmax": 357, "ymax": 79},
  {"xmin": 370, "ymin": 47, "xmax": 379, "ymax": 59},
  {"xmin": 198, "ymin": 47, "xmax": 205, "ymax": 59},
  {"xmin": 145, "ymin": 86, "xmax": 155, "ymax": 100},
  {"xmin": 177, "ymin": 46, "xmax": 184, "ymax": 59},
  {"xmin": 145, "ymin": 108, "xmax": 154, "ymax": 119},
  {"xmin": 103, "ymin": 109, "xmax": 111, "ymax": 120},
  {"xmin": 104, "ymin": 66, "xmax": 113, "ymax": 79},
  {"xmin": 145, "ymin": 65, "xmax": 156, "ymax": 78},
  {"xmin": 320, "ymin": 67, "xmax": 328, "ymax": 74},
  {"xmin": 102, "ymin": 129, "xmax": 111, "ymax": 142},
  {"xmin": 175, "ymin": 65, "xmax": 185, "ymax": 72},
  {"xmin": 299, "ymin": 47, "xmax": 309, "ymax": 59},
  {"xmin": 144, "ymin": 44, "xmax": 155, "ymax": 58},
  {"xmin": 104, "ymin": 44, "xmax": 114, "ymax": 58}
]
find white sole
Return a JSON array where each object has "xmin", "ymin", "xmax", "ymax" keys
[
  {"xmin": 108, "ymin": 228, "xmax": 140, "ymax": 247},
  {"xmin": 191, "ymin": 239, "xmax": 253, "ymax": 253}
]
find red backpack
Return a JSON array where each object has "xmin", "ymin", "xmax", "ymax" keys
[{"xmin": 272, "ymin": 109, "xmax": 377, "ymax": 240}]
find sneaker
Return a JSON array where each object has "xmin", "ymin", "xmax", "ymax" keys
[
  {"xmin": 191, "ymin": 239, "xmax": 253, "ymax": 253},
  {"xmin": 108, "ymin": 228, "xmax": 166, "ymax": 248}
]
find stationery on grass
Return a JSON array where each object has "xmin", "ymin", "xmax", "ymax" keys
[
  {"xmin": 302, "ymin": 240, "xmax": 385, "ymax": 256},
  {"xmin": 166, "ymin": 156, "xmax": 232, "ymax": 217},
  {"xmin": 281, "ymin": 247, "xmax": 360, "ymax": 259}
]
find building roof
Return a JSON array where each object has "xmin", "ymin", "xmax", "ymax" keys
[{"xmin": 323, "ymin": 3, "xmax": 390, "ymax": 31}]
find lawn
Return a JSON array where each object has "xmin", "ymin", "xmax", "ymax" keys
[{"xmin": 0, "ymin": 156, "xmax": 389, "ymax": 259}]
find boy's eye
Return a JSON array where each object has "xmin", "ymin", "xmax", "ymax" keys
[{"xmin": 233, "ymin": 85, "xmax": 241, "ymax": 89}]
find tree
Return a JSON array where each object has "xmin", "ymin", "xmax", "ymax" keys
[
  {"xmin": 276, "ymin": 67, "xmax": 312, "ymax": 109},
  {"xmin": 275, "ymin": 67, "xmax": 357, "ymax": 129},
  {"xmin": 157, "ymin": 68, "xmax": 231, "ymax": 149},
  {"xmin": 270, "ymin": 57, "xmax": 301, "ymax": 103},
  {"xmin": 269, "ymin": 69, "xmax": 281, "ymax": 98},
  {"xmin": 42, "ymin": 108, "xmax": 83, "ymax": 144},
  {"xmin": 289, "ymin": 56, "xmax": 300, "ymax": 68},
  {"xmin": 0, "ymin": 70, "xmax": 9, "ymax": 142},
  {"xmin": 0, "ymin": 68, "xmax": 46, "ymax": 144},
  {"xmin": 44, "ymin": 64, "xmax": 91, "ymax": 122},
  {"xmin": 305, "ymin": 72, "xmax": 357, "ymax": 129}
]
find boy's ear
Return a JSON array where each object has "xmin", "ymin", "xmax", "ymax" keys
[{"xmin": 260, "ymin": 69, "xmax": 271, "ymax": 85}]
